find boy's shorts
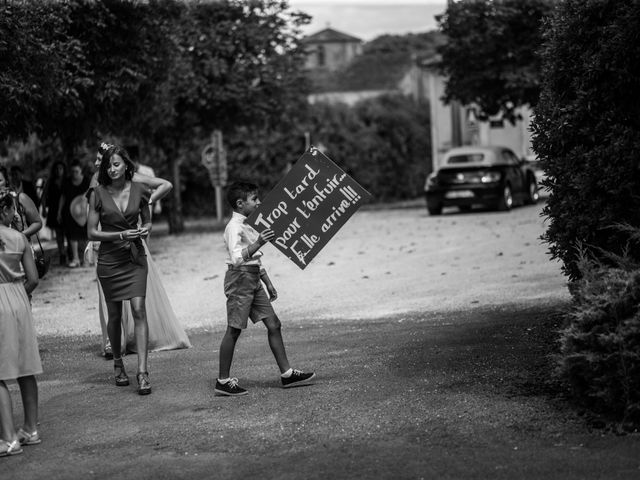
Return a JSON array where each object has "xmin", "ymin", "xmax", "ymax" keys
[{"xmin": 224, "ymin": 265, "xmax": 275, "ymax": 329}]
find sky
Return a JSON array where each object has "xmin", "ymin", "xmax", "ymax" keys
[{"xmin": 288, "ymin": 1, "xmax": 448, "ymax": 41}]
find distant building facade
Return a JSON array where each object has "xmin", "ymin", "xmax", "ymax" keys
[
  {"xmin": 417, "ymin": 55, "xmax": 535, "ymax": 172},
  {"xmin": 303, "ymin": 27, "xmax": 363, "ymax": 72}
]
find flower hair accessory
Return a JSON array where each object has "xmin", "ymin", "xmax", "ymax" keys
[
  {"xmin": 0, "ymin": 187, "xmax": 17, "ymax": 200},
  {"xmin": 97, "ymin": 142, "xmax": 116, "ymax": 160}
]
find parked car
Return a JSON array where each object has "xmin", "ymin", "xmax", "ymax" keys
[{"xmin": 424, "ymin": 145, "xmax": 539, "ymax": 215}]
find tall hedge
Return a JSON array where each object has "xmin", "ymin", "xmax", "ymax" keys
[
  {"xmin": 533, "ymin": 0, "xmax": 640, "ymax": 427},
  {"xmin": 531, "ymin": 0, "xmax": 640, "ymax": 280}
]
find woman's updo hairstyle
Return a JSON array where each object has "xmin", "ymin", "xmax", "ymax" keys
[{"xmin": 97, "ymin": 145, "xmax": 135, "ymax": 185}]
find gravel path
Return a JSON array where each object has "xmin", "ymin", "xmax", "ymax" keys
[{"xmin": 32, "ymin": 202, "xmax": 569, "ymax": 336}]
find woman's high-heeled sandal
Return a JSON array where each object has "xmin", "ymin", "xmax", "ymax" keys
[
  {"xmin": 114, "ymin": 358, "xmax": 129, "ymax": 387},
  {"xmin": 17, "ymin": 428, "xmax": 41, "ymax": 446},
  {"xmin": 0, "ymin": 439, "xmax": 23, "ymax": 457},
  {"xmin": 136, "ymin": 372, "xmax": 151, "ymax": 395}
]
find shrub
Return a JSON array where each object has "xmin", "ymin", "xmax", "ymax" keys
[{"xmin": 558, "ymin": 244, "xmax": 640, "ymax": 427}]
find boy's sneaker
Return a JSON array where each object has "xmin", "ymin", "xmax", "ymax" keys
[
  {"xmin": 214, "ymin": 378, "xmax": 248, "ymax": 396},
  {"xmin": 281, "ymin": 369, "xmax": 316, "ymax": 388}
]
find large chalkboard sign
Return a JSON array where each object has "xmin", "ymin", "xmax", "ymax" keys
[{"xmin": 246, "ymin": 147, "xmax": 372, "ymax": 269}]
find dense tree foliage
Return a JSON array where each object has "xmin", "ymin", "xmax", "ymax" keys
[
  {"xmin": 436, "ymin": 0, "xmax": 553, "ymax": 122},
  {"xmin": 0, "ymin": 2, "xmax": 89, "ymax": 143},
  {"xmin": 147, "ymin": 0, "xmax": 310, "ymax": 230},
  {"xmin": 0, "ymin": 0, "xmax": 311, "ymax": 231}
]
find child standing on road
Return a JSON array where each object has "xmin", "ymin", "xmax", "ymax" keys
[
  {"xmin": 215, "ymin": 181, "xmax": 315, "ymax": 396},
  {"xmin": 0, "ymin": 189, "xmax": 42, "ymax": 457}
]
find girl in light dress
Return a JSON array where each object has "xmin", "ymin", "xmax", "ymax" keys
[
  {"xmin": 0, "ymin": 189, "xmax": 42, "ymax": 457},
  {"xmin": 87, "ymin": 143, "xmax": 191, "ymax": 358}
]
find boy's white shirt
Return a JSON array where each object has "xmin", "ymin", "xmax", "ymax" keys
[{"xmin": 224, "ymin": 211, "xmax": 265, "ymax": 272}]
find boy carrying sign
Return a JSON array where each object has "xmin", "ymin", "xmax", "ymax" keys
[{"xmin": 215, "ymin": 181, "xmax": 316, "ymax": 396}]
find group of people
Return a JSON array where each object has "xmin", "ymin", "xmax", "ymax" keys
[
  {"xmin": 41, "ymin": 160, "xmax": 91, "ymax": 268},
  {"xmin": 1, "ymin": 143, "xmax": 315, "ymax": 458}
]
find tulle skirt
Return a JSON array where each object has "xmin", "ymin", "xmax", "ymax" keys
[
  {"xmin": 95, "ymin": 241, "xmax": 191, "ymax": 353},
  {"xmin": 0, "ymin": 282, "xmax": 43, "ymax": 380}
]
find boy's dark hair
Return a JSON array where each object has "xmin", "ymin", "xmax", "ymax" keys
[
  {"xmin": 97, "ymin": 145, "xmax": 135, "ymax": 186},
  {"xmin": 226, "ymin": 181, "xmax": 258, "ymax": 209}
]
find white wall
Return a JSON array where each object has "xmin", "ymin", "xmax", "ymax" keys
[
  {"xmin": 308, "ymin": 90, "xmax": 392, "ymax": 106},
  {"xmin": 423, "ymin": 66, "xmax": 534, "ymax": 171}
]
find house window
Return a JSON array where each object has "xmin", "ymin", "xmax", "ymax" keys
[{"xmin": 317, "ymin": 45, "xmax": 325, "ymax": 67}]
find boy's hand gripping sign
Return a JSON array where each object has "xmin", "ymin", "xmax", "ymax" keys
[{"xmin": 245, "ymin": 147, "xmax": 372, "ymax": 269}]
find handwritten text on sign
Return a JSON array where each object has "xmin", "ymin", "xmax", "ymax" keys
[{"xmin": 246, "ymin": 148, "xmax": 371, "ymax": 269}]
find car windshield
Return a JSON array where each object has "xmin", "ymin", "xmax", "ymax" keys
[{"xmin": 447, "ymin": 153, "xmax": 485, "ymax": 164}]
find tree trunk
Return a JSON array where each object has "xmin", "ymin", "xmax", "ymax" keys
[{"xmin": 167, "ymin": 154, "xmax": 184, "ymax": 233}]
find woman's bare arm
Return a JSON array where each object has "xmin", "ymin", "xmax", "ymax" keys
[
  {"xmin": 132, "ymin": 172, "xmax": 172, "ymax": 203},
  {"xmin": 19, "ymin": 193, "xmax": 42, "ymax": 238},
  {"xmin": 21, "ymin": 239, "xmax": 39, "ymax": 294}
]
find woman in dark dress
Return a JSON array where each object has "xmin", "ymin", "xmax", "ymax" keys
[{"xmin": 87, "ymin": 146, "xmax": 153, "ymax": 395}]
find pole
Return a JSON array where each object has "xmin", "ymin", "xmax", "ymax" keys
[{"xmin": 215, "ymin": 185, "xmax": 223, "ymax": 223}]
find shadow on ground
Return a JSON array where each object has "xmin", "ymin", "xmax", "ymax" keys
[{"xmin": 4, "ymin": 301, "xmax": 640, "ymax": 480}]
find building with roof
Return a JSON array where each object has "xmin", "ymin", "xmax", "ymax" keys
[
  {"xmin": 304, "ymin": 29, "xmax": 444, "ymax": 106},
  {"xmin": 303, "ymin": 27, "xmax": 363, "ymax": 72}
]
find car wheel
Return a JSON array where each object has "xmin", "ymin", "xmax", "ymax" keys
[
  {"xmin": 427, "ymin": 204, "xmax": 443, "ymax": 215},
  {"xmin": 458, "ymin": 205, "xmax": 472, "ymax": 213},
  {"xmin": 525, "ymin": 177, "xmax": 539, "ymax": 204},
  {"xmin": 497, "ymin": 184, "xmax": 513, "ymax": 211}
]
